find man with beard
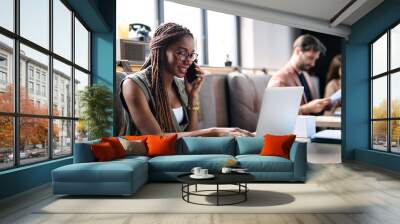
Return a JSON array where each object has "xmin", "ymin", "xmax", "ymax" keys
[{"xmin": 268, "ymin": 34, "xmax": 331, "ymax": 115}]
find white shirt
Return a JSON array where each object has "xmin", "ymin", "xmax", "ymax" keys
[{"xmin": 172, "ymin": 106, "xmax": 184, "ymax": 124}]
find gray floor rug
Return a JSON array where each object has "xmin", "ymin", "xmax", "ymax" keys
[{"xmin": 37, "ymin": 183, "xmax": 362, "ymax": 214}]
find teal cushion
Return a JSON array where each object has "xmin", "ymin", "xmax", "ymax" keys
[
  {"xmin": 116, "ymin": 155, "xmax": 150, "ymax": 163},
  {"xmin": 236, "ymin": 155, "xmax": 293, "ymax": 172},
  {"xmin": 179, "ymin": 137, "xmax": 235, "ymax": 155},
  {"xmin": 149, "ymin": 154, "xmax": 235, "ymax": 172},
  {"xmin": 53, "ymin": 159, "xmax": 147, "ymax": 183},
  {"xmin": 236, "ymin": 137, "xmax": 263, "ymax": 155}
]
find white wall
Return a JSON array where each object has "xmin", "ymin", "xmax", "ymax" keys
[{"xmin": 241, "ymin": 18, "xmax": 298, "ymax": 72}]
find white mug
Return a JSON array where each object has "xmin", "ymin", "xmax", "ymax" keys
[
  {"xmin": 200, "ymin": 169, "xmax": 208, "ymax": 176},
  {"xmin": 221, "ymin": 167, "xmax": 232, "ymax": 174},
  {"xmin": 191, "ymin": 167, "xmax": 202, "ymax": 176}
]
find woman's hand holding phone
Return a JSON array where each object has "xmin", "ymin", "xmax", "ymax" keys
[{"xmin": 184, "ymin": 61, "xmax": 205, "ymax": 103}]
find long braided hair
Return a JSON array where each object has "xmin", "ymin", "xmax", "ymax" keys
[{"xmin": 141, "ymin": 23, "xmax": 193, "ymax": 132}]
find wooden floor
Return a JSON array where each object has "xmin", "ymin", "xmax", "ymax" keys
[{"xmin": 1, "ymin": 162, "xmax": 400, "ymax": 224}]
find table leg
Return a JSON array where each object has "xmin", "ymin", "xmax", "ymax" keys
[
  {"xmin": 217, "ymin": 184, "xmax": 219, "ymax": 206},
  {"xmin": 245, "ymin": 183, "xmax": 247, "ymax": 201}
]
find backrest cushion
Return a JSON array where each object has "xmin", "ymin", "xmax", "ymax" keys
[
  {"xmin": 101, "ymin": 137, "xmax": 126, "ymax": 158},
  {"xmin": 260, "ymin": 134, "xmax": 296, "ymax": 159},
  {"xmin": 227, "ymin": 72, "xmax": 271, "ymax": 132},
  {"xmin": 179, "ymin": 137, "xmax": 235, "ymax": 155},
  {"xmin": 236, "ymin": 137, "xmax": 263, "ymax": 155},
  {"xmin": 146, "ymin": 134, "xmax": 177, "ymax": 157},
  {"xmin": 197, "ymin": 74, "xmax": 229, "ymax": 129},
  {"xmin": 91, "ymin": 142, "xmax": 118, "ymax": 161}
]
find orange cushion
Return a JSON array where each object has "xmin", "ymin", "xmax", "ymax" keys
[
  {"xmin": 101, "ymin": 137, "xmax": 126, "ymax": 158},
  {"xmin": 146, "ymin": 134, "xmax": 177, "ymax": 157},
  {"xmin": 123, "ymin": 135, "xmax": 148, "ymax": 141},
  {"xmin": 259, "ymin": 134, "xmax": 296, "ymax": 159},
  {"xmin": 91, "ymin": 142, "xmax": 117, "ymax": 161}
]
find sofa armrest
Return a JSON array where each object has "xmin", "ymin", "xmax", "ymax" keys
[
  {"xmin": 289, "ymin": 141, "xmax": 307, "ymax": 181},
  {"xmin": 73, "ymin": 140, "xmax": 100, "ymax": 163}
]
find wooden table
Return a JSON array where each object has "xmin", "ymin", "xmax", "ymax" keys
[{"xmin": 315, "ymin": 116, "xmax": 341, "ymax": 128}]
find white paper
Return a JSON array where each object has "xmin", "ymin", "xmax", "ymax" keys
[
  {"xmin": 329, "ymin": 89, "xmax": 341, "ymax": 104},
  {"xmin": 312, "ymin": 130, "xmax": 341, "ymax": 140}
]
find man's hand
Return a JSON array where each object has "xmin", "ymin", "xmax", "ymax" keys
[{"xmin": 301, "ymin": 98, "xmax": 331, "ymax": 114}]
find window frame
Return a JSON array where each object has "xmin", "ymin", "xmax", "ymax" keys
[
  {"xmin": 156, "ymin": 1, "xmax": 241, "ymax": 66},
  {"xmin": 0, "ymin": 0, "xmax": 92, "ymax": 171},
  {"xmin": 370, "ymin": 20, "xmax": 400, "ymax": 154}
]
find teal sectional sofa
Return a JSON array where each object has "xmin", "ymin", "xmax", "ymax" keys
[{"xmin": 52, "ymin": 137, "xmax": 307, "ymax": 196}]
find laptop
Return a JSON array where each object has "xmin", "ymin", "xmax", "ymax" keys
[{"xmin": 255, "ymin": 87, "xmax": 304, "ymax": 137}]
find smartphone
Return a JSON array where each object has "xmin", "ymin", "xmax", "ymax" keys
[{"xmin": 185, "ymin": 59, "xmax": 198, "ymax": 83}]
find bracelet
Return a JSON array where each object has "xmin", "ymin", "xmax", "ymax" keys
[{"xmin": 188, "ymin": 104, "xmax": 200, "ymax": 111}]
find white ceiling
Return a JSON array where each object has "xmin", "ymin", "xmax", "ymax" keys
[
  {"xmin": 223, "ymin": 0, "xmax": 352, "ymax": 22},
  {"xmin": 167, "ymin": 0, "xmax": 384, "ymax": 38}
]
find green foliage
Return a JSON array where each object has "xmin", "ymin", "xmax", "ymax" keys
[{"xmin": 79, "ymin": 84, "xmax": 113, "ymax": 140}]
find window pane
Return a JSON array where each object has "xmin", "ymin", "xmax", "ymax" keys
[
  {"xmin": 74, "ymin": 69, "xmax": 89, "ymax": 118},
  {"xmin": 0, "ymin": 35, "xmax": 14, "ymax": 112},
  {"xmin": 391, "ymin": 72, "xmax": 400, "ymax": 118},
  {"xmin": 116, "ymin": 0, "xmax": 156, "ymax": 39},
  {"xmin": 372, "ymin": 76, "xmax": 387, "ymax": 119},
  {"xmin": 53, "ymin": 0, "xmax": 72, "ymax": 60},
  {"xmin": 20, "ymin": 44, "xmax": 49, "ymax": 115},
  {"xmin": 75, "ymin": 120, "xmax": 88, "ymax": 143},
  {"xmin": 75, "ymin": 18, "xmax": 89, "ymax": 70},
  {"xmin": 207, "ymin": 10, "xmax": 237, "ymax": 67},
  {"xmin": 391, "ymin": 24, "xmax": 400, "ymax": 70},
  {"xmin": 20, "ymin": 0, "xmax": 49, "ymax": 49},
  {"xmin": 391, "ymin": 120, "xmax": 400, "ymax": 153},
  {"xmin": 53, "ymin": 59, "xmax": 72, "ymax": 117},
  {"xmin": 164, "ymin": 2, "xmax": 204, "ymax": 65},
  {"xmin": 372, "ymin": 33, "xmax": 387, "ymax": 76},
  {"xmin": 53, "ymin": 119, "xmax": 72, "ymax": 158},
  {"xmin": 372, "ymin": 121, "xmax": 388, "ymax": 151},
  {"xmin": 0, "ymin": 116, "xmax": 13, "ymax": 170},
  {"xmin": 0, "ymin": 0, "xmax": 14, "ymax": 31},
  {"xmin": 20, "ymin": 117, "xmax": 49, "ymax": 165}
]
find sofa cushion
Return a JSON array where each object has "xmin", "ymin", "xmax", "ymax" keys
[
  {"xmin": 52, "ymin": 158, "xmax": 147, "ymax": 183},
  {"xmin": 148, "ymin": 154, "xmax": 235, "ymax": 172},
  {"xmin": 179, "ymin": 137, "xmax": 235, "ymax": 155},
  {"xmin": 52, "ymin": 157, "xmax": 148, "ymax": 195},
  {"xmin": 227, "ymin": 72, "xmax": 271, "ymax": 132},
  {"xmin": 101, "ymin": 137, "xmax": 127, "ymax": 158},
  {"xmin": 91, "ymin": 142, "xmax": 118, "ymax": 161},
  {"xmin": 119, "ymin": 138, "xmax": 147, "ymax": 156},
  {"xmin": 236, "ymin": 137, "xmax": 263, "ymax": 155},
  {"xmin": 146, "ymin": 134, "xmax": 177, "ymax": 157},
  {"xmin": 236, "ymin": 155, "xmax": 293, "ymax": 172},
  {"xmin": 260, "ymin": 134, "xmax": 296, "ymax": 159},
  {"xmin": 197, "ymin": 74, "xmax": 229, "ymax": 129}
]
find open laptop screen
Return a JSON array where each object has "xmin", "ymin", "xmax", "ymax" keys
[{"xmin": 256, "ymin": 87, "xmax": 303, "ymax": 137}]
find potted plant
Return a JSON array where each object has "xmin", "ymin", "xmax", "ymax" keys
[{"xmin": 79, "ymin": 84, "xmax": 113, "ymax": 140}]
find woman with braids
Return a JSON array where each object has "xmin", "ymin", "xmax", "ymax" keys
[{"xmin": 119, "ymin": 23, "xmax": 253, "ymax": 137}]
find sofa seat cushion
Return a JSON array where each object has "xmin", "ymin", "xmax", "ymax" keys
[
  {"xmin": 236, "ymin": 155, "xmax": 293, "ymax": 172},
  {"xmin": 53, "ymin": 159, "xmax": 147, "ymax": 183},
  {"xmin": 149, "ymin": 154, "xmax": 235, "ymax": 172},
  {"xmin": 178, "ymin": 137, "xmax": 235, "ymax": 155},
  {"xmin": 116, "ymin": 155, "xmax": 150, "ymax": 163}
]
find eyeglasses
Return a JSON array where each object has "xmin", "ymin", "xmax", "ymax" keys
[{"xmin": 175, "ymin": 50, "xmax": 198, "ymax": 61}]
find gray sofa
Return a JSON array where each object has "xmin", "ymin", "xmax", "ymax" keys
[{"xmin": 115, "ymin": 71, "xmax": 272, "ymax": 133}]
